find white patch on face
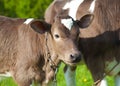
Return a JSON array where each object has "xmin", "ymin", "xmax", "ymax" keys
[
  {"xmin": 63, "ymin": 0, "xmax": 84, "ymax": 20},
  {"xmin": 0, "ymin": 72, "xmax": 12, "ymax": 77},
  {"xmin": 115, "ymin": 75, "xmax": 120, "ymax": 86},
  {"xmin": 100, "ymin": 79, "xmax": 108, "ymax": 86},
  {"xmin": 89, "ymin": 0, "xmax": 96, "ymax": 13},
  {"xmin": 61, "ymin": 18, "xmax": 73, "ymax": 30},
  {"xmin": 24, "ymin": 18, "xmax": 34, "ymax": 24},
  {"xmin": 64, "ymin": 66, "xmax": 76, "ymax": 86},
  {"xmin": 105, "ymin": 59, "xmax": 120, "ymax": 76}
]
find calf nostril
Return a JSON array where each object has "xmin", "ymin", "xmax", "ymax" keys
[
  {"xmin": 70, "ymin": 54, "xmax": 81, "ymax": 62},
  {"xmin": 70, "ymin": 54, "xmax": 76, "ymax": 60}
]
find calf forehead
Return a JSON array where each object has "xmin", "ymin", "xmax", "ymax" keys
[{"xmin": 52, "ymin": 23, "xmax": 70, "ymax": 37}]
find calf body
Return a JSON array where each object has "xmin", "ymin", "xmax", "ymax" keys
[
  {"xmin": 0, "ymin": 16, "xmax": 81, "ymax": 86},
  {"xmin": 0, "ymin": 16, "xmax": 46, "ymax": 86},
  {"xmin": 78, "ymin": 0, "xmax": 120, "ymax": 85}
]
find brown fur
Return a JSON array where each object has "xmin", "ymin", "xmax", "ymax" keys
[
  {"xmin": 45, "ymin": 0, "xmax": 120, "ymax": 85},
  {"xmin": 78, "ymin": 0, "xmax": 120, "ymax": 82},
  {"xmin": 0, "ymin": 16, "xmax": 81, "ymax": 86}
]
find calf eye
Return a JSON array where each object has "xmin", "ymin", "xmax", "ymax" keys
[{"xmin": 54, "ymin": 34, "xmax": 60, "ymax": 38}]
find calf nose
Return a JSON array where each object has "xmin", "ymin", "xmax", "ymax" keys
[{"xmin": 70, "ymin": 53, "xmax": 81, "ymax": 63}]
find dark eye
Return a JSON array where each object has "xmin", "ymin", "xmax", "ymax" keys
[{"xmin": 54, "ymin": 34, "xmax": 60, "ymax": 38}]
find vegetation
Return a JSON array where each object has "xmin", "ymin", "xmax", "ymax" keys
[
  {"xmin": 0, "ymin": 0, "xmax": 114, "ymax": 86},
  {"xmin": 0, "ymin": 0, "xmax": 52, "ymax": 18},
  {"xmin": 0, "ymin": 64, "xmax": 114, "ymax": 86}
]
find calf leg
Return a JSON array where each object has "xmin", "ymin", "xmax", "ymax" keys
[
  {"xmin": 85, "ymin": 56, "xmax": 105, "ymax": 86},
  {"xmin": 64, "ymin": 65, "xmax": 76, "ymax": 86},
  {"xmin": 99, "ymin": 78, "xmax": 108, "ymax": 86},
  {"xmin": 115, "ymin": 73, "xmax": 120, "ymax": 86}
]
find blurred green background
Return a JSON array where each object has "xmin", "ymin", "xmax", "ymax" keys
[
  {"xmin": 0, "ymin": 0, "xmax": 114, "ymax": 86},
  {"xmin": 0, "ymin": 0, "xmax": 52, "ymax": 18}
]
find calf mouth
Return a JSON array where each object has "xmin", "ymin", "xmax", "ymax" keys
[{"xmin": 63, "ymin": 60, "xmax": 81, "ymax": 66}]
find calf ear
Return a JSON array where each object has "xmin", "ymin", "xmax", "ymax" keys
[
  {"xmin": 77, "ymin": 14, "xmax": 94, "ymax": 28},
  {"xmin": 30, "ymin": 20, "xmax": 51, "ymax": 34}
]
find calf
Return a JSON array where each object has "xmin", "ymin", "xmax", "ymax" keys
[
  {"xmin": 45, "ymin": 0, "xmax": 120, "ymax": 86},
  {"xmin": 0, "ymin": 15, "xmax": 83, "ymax": 86}
]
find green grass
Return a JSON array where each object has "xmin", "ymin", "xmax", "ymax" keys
[
  {"xmin": 57, "ymin": 64, "xmax": 114, "ymax": 86},
  {"xmin": 0, "ymin": 77, "xmax": 17, "ymax": 86},
  {"xmin": 0, "ymin": 64, "xmax": 114, "ymax": 86}
]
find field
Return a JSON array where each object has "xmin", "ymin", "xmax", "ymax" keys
[{"xmin": 0, "ymin": 64, "xmax": 114, "ymax": 86}]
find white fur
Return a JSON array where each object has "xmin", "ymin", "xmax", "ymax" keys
[
  {"xmin": 0, "ymin": 72, "xmax": 12, "ymax": 77},
  {"xmin": 89, "ymin": 0, "xmax": 96, "ymax": 13},
  {"xmin": 24, "ymin": 18, "xmax": 34, "ymax": 24},
  {"xmin": 63, "ymin": 0, "xmax": 84, "ymax": 20},
  {"xmin": 64, "ymin": 66, "xmax": 76, "ymax": 86},
  {"xmin": 100, "ymin": 79, "xmax": 108, "ymax": 86},
  {"xmin": 105, "ymin": 59, "xmax": 120, "ymax": 76},
  {"xmin": 115, "ymin": 75, "xmax": 120, "ymax": 86},
  {"xmin": 61, "ymin": 18, "xmax": 73, "ymax": 30}
]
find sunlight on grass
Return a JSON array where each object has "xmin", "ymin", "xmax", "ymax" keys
[{"xmin": 0, "ymin": 64, "xmax": 114, "ymax": 86}]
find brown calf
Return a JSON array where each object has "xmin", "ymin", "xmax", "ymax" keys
[{"xmin": 0, "ymin": 15, "xmax": 83, "ymax": 86}]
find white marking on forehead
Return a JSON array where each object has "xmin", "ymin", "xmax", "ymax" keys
[
  {"xmin": 61, "ymin": 18, "xmax": 73, "ymax": 30},
  {"xmin": 63, "ymin": 0, "xmax": 84, "ymax": 20},
  {"xmin": 89, "ymin": 0, "xmax": 96, "ymax": 13},
  {"xmin": 24, "ymin": 18, "xmax": 34, "ymax": 24}
]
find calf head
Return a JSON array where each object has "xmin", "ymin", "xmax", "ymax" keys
[
  {"xmin": 48, "ymin": 16, "xmax": 82, "ymax": 66},
  {"xmin": 53, "ymin": 14, "xmax": 94, "ymax": 65},
  {"xmin": 30, "ymin": 14, "xmax": 93, "ymax": 66}
]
